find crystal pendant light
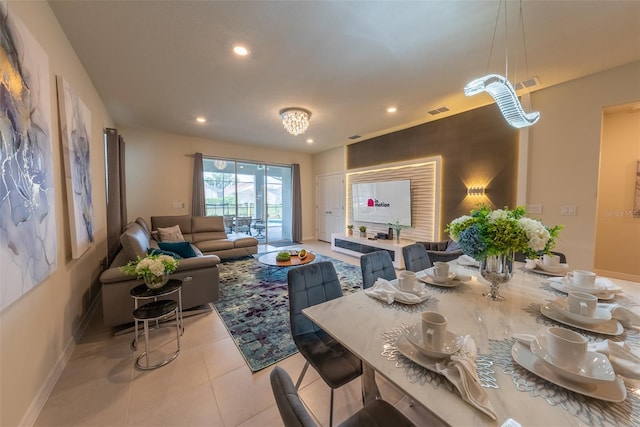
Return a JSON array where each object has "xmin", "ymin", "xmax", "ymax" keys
[{"xmin": 279, "ymin": 108, "xmax": 311, "ymax": 136}]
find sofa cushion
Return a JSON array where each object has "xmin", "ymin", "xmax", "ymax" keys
[
  {"xmin": 195, "ymin": 239, "xmax": 235, "ymax": 253},
  {"xmin": 120, "ymin": 223, "xmax": 149, "ymax": 260},
  {"xmin": 135, "ymin": 217, "xmax": 151, "ymax": 240},
  {"xmin": 232, "ymin": 236, "xmax": 260, "ymax": 248},
  {"xmin": 157, "ymin": 225, "xmax": 185, "ymax": 242},
  {"xmin": 158, "ymin": 241, "xmax": 198, "ymax": 258},
  {"xmin": 192, "ymin": 216, "xmax": 225, "ymax": 233},
  {"xmin": 446, "ymin": 240, "xmax": 461, "ymax": 252},
  {"xmin": 147, "ymin": 247, "xmax": 182, "ymax": 259},
  {"xmin": 151, "ymin": 215, "xmax": 193, "ymax": 234}
]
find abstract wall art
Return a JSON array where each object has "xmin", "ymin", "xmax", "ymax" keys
[
  {"xmin": 57, "ymin": 76, "xmax": 94, "ymax": 258},
  {"xmin": 0, "ymin": 1, "xmax": 57, "ymax": 311}
]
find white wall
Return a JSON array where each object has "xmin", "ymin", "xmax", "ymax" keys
[
  {"xmin": 0, "ymin": 2, "xmax": 113, "ymax": 426},
  {"xmin": 121, "ymin": 127, "xmax": 315, "ymax": 241}
]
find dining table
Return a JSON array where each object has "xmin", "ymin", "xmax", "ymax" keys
[{"xmin": 302, "ymin": 260, "xmax": 640, "ymax": 426}]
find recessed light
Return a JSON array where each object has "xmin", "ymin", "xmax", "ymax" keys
[
  {"xmin": 196, "ymin": 117, "xmax": 207, "ymax": 123},
  {"xmin": 387, "ymin": 107, "xmax": 397, "ymax": 113},
  {"xmin": 306, "ymin": 139, "xmax": 314, "ymax": 144},
  {"xmin": 232, "ymin": 44, "xmax": 250, "ymax": 57}
]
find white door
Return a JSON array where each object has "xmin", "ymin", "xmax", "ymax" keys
[{"xmin": 316, "ymin": 173, "xmax": 345, "ymax": 242}]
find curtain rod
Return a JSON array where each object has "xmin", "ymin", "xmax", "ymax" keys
[{"xmin": 185, "ymin": 153, "xmax": 293, "ymax": 168}]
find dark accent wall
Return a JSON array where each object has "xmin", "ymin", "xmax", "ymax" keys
[{"xmin": 347, "ymin": 104, "xmax": 518, "ymax": 237}]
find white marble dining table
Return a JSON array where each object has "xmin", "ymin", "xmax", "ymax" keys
[{"xmin": 302, "ymin": 262, "xmax": 640, "ymax": 427}]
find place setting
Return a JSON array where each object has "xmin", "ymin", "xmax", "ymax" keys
[
  {"xmin": 510, "ymin": 326, "xmax": 640, "ymax": 403},
  {"xmin": 546, "ymin": 269, "xmax": 622, "ymax": 300},
  {"xmin": 364, "ymin": 271, "xmax": 430, "ymax": 305},
  {"xmin": 394, "ymin": 311, "xmax": 498, "ymax": 419},
  {"xmin": 523, "ymin": 253, "xmax": 570, "ymax": 277},
  {"xmin": 417, "ymin": 262, "xmax": 472, "ymax": 288}
]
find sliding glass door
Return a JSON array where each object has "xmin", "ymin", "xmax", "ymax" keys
[{"xmin": 202, "ymin": 158, "xmax": 292, "ymax": 244}]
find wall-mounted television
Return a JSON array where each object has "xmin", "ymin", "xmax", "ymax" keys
[{"xmin": 352, "ymin": 180, "xmax": 411, "ymax": 225}]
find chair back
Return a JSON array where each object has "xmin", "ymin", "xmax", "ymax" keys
[
  {"xmin": 360, "ymin": 251, "xmax": 396, "ymax": 289},
  {"xmin": 402, "ymin": 243, "xmax": 433, "ymax": 272},
  {"xmin": 287, "ymin": 262, "xmax": 344, "ymax": 337},
  {"xmin": 514, "ymin": 251, "xmax": 567, "ymax": 263},
  {"xmin": 270, "ymin": 367, "xmax": 317, "ymax": 427}
]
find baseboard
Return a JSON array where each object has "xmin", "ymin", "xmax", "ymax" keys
[
  {"xmin": 19, "ymin": 292, "xmax": 102, "ymax": 427},
  {"xmin": 593, "ymin": 269, "xmax": 640, "ymax": 283}
]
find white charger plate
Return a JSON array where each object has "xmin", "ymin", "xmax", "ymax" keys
[
  {"xmin": 540, "ymin": 304, "xmax": 624, "ymax": 336},
  {"xmin": 419, "ymin": 272, "xmax": 472, "ymax": 288},
  {"xmin": 549, "ymin": 280, "xmax": 616, "ymax": 300},
  {"xmin": 390, "ymin": 281, "xmax": 430, "ymax": 305},
  {"xmin": 530, "ymin": 335, "xmax": 615, "ymax": 383},
  {"xmin": 536, "ymin": 262, "xmax": 570, "ymax": 275},
  {"xmin": 511, "ymin": 342, "xmax": 626, "ymax": 402},
  {"xmin": 403, "ymin": 323, "xmax": 463, "ymax": 359},
  {"xmin": 549, "ymin": 299, "xmax": 612, "ymax": 326}
]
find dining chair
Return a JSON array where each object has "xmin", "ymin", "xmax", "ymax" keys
[
  {"xmin": 270, "ymin": 366, "xmax": 415, "ymax": 427},
  {"xmin": 402, "ymin": 243, "xmax": 433, "ymax": 272},
  {"xmin": 287, "ymin": 262, "xmax": 363, "ymax": 427},
  {"xmin": 360, "ymin": 251, "xmax": 396, "ymax": 289},
  {"xmin": 514, "ymin": 251, "xmax": 567, "ymax": 263}
]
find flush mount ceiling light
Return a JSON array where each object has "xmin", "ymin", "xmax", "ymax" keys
[
  {"xmin": 464, "ymin": 0, "xmax": 540, "ymax": 128},
  {"xmin": 279, "ymin": 108, "xmax": 311, "ymax": 136}
]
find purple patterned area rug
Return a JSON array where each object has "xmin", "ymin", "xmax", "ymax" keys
[{"xmin": 214, "ymin": 253, "xmax": 362, "ymax": 372}]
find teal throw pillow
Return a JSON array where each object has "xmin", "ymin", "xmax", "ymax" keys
[
  {"xmin": 147, "ymin": 248, "xmax": 182, "ymax": 260},
  {"xmin": 157, "ymin": 241, "xmax": 197, "ymax": 258}
]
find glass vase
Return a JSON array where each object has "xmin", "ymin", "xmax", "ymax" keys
[
  {"xmin": 480, "ymin": 253, "xmax": 513, "ymax": 301},
  {"xmin": 144, "ymin": 272, "xmax": 169, "ymax": 289},
  {"xmin": 395, "ymin": 229, "xmax": 401, "ymax": 242}
]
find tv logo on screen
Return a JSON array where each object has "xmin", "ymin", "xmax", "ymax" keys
[{"xmin": 367, "ymin": 198, "xmax": 390, "ymax": 208}]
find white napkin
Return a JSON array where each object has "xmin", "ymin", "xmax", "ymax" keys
[
  {"xmin": 547, "ymin": 277, "xmax": 620, "ymax": 297},
  {"xmin": 513, "ymin": 334, "xmax": 640, "ymax": 380},
  {"xmin": 435, "ymin": 336, "xmax": 497, "ymax": 420},
  {"xmin": 457, "ymin": 255, "xmax": 479, "ymax": 267},
  {"xmin": 363, "ymin": 278, "xmax": 421, "ymax": 304},
  {"xmin": 598, "ymin": 303, "xmax": 640, "ymax": 328}
]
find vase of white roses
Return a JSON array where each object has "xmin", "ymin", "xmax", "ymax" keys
[
  {"xmin": 446, "ymin": 205, "xmax": 561, "ymax": 301},
  {"xmin": 120, "ymin": 252, "xmax": 180, "ymax": 289}
]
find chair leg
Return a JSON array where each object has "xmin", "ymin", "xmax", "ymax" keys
[
  {"xmin": 329, "ymin": 388, "xmax": 334, "ymax": 427},
  {"xmin": 295, "ymin": 361, "xmax": 310, "ymax": 390}
]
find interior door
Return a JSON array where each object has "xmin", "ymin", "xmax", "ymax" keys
[{"xmin": 316, "ymin": 173, "xmax": 345, "ymax": 242}]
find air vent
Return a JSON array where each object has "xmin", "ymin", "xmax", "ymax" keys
[
  {"xmin": 428, "ymin": 106, "xmax": 450, "ymax": 116},
  {"xmin": 348, "ymin": 135, "xmax": 361, "ymax": 140},
  {"xmin": 514, "ymin": 76, "xmax": 541, "ymax": 91}
]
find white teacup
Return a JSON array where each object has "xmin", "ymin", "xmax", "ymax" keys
[
  {"xmin": 398, "ymin": 271, "xmax": 416, "ymax": 292},
  {"xmin": 567, "ymin": 291, "xmax": 597, "ymax": 317},
  {"xmin": 546, "ymin": 327, "xmax": 587, "ymax": 369},
  {"xmin": 421, "ymin": 311, "xmax": 447, "ymax": 350},
  {"xmin": 543, "ymin": 254, "xmax": 561, "ymax": 267},
  {"xmin": 568, "ymin": 270, "xmax": 597, "ymax": 288},
  {"xmin": 433, "ymin": 262, "xmax": 450, "ymax": 278}
]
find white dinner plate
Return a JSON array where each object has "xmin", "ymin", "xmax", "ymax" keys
[
  {"xmin": 390, "ymin": 281, "xmax": 430, "ymax": 305},
  {"xmin": 536, "ymin": 262, "xmax": 570, "ymax": 275},
  {"xmin": 419, "ymin": 272, "xmax": 471, "ymax": 288},
  {"xmin": 511, "ymin": 342, "xmax": 626, "ymax": 402},
  {"xmin": 540, "ymin": 304, "xmax": 624, "ymax": 336},
  {"xmin": 549, "ymin": 280, "xmax": 616, "ymax": 300},
  {"xmin": 549, "ymin": 299, "xmax": 612, "ymax": 326},
  {"xmin": 426, "ymin": 272, "xmax": 456, "ymax": 284},
  {"xmin": 396, "ymin": 335, "xmax": 446, "ymax": 372},
  {"xmin": 403, "ymin": 323, "xmax": 463, "ymax": 359},
  {"xmin": 530, "ymin": 335, "xmax": 615, "ymax": 384}
]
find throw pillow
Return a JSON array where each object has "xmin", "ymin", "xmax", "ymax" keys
[
  {"xmin": 158, "ymin": 241, "xmax": 197, "ymax": 258},
  {"xmin": 147, "ymin": 248, "xmax": 183, "ymax": 259},
  {"xmin": 157, "ymin": 224, "xmax": 184, "ymax": 242}
]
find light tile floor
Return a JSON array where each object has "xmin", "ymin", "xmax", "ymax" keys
[{"xmin": 34, "ymin": 241, "xmax": 446, "ymax": 426}]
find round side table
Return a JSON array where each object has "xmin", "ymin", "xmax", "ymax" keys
[{"xmin": 133, "ymin": 300, "xmax": 181, "ymax": 369}]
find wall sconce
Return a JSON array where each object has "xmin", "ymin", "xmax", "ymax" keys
[{"xmin": 467, "ymin": 186, "xmax": 486, "ymax": 196}]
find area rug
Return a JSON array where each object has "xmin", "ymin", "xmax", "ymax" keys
[
  {"xmin": 268, "ymin": 240, "xmax": 299, "ymax": 247},
  {"xmin": 213, "ymin": 253, "xmax": 362, "ymax": 372}
]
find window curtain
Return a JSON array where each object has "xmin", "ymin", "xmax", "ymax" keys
[
  {"xmin": 192, "ymin": 152, "xmax": 205, "ymax": 216},
  {"xmin": 104, "ymin": 128, "xmax": 127, "ymax": 265},
  {"xmin": 292, "ymin": 163, "xmax": 302, "ymax": 242}
]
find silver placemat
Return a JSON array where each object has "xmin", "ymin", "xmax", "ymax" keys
[
  {"xmin": 380, "ymin": 324, "xmax": 498, "ymax": 389},
  {"xmin": 488, "ymin": 338, "xmax": 640, "ymax": 427},
  {"xmin": 371, "ymin": 295, "xmax": 439, "ymax": 313}
]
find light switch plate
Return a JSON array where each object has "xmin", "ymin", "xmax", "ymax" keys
[
  {"xmin": 526, "ymin": 204, "xmax": 543, "ymax": 214},
  {"xmin": 561, "ymin": 205, "xmax": 577, "ymax": 216}
]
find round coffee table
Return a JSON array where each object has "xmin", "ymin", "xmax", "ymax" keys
[{"xmin": 258, "ymin": 251, "xmax": 316, "ymax": 267}]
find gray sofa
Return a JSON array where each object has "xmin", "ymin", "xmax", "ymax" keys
[
  {"xmin": 417, "ymin": 240, "xmax": 464, "ymax": 263},
  {"xmin": 150, "ymin": 215, "xmax": 259, "ymax": 259},
  {"xmin": 100, "ymin": 217, "xmax": 221, "ymax": 327}
]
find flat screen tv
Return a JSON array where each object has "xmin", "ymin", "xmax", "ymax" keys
[{"xmin": 351, "ymin": 180, "xmax": 411, "ymax": 225}]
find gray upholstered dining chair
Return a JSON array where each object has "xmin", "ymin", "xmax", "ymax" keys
[
  {"xmin": 402, "ymin": 243, "xmax": 433, "ymax": 272},
  {"xmin": 360, "ymin": 251, "xmax": 397, "ymax": 289},
  {"xmin": 514, "ymin": 250, "xmax": 567, "ymax": 263},
  {"xmin": 270, "ymin": 366, "xmax": 415, "ymax": 427},
  {"xmin": 287, "ymin": 262, "xmax": 363, "ymax": 427}
]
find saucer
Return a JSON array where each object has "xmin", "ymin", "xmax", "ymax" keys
[
  {"xmin": 548, "ymin": 280, "xmax": 616, "ymax": 300},
  {"xmin": 390, "ymin": 281, "xmax": 430, "ymax": 305},
  {"xmin": 403, "ymin": 324, "xmax": 463, "ymax": 359},
  {"xmin": 426, "ymin": 272, "xmax": 456, "ymax": 284},
  {"xmin": 549, "ymin": 299, "xmax": 612, "ymax": 325},
  {"xmin": 562, "ymin": 277, "xmax": 605, "ymax": 292},
  {"xmin": 530, "ymin": 335, "xmax": 615, "ymax": 383},
  {"xmin": 540, "ymin": 304, "xmax": 623, "ymax": 336},
  {"xmin": 511, "ymin": 342, "xmax": 626, "ymax": 402},
  {"xmin": 536, "ymin": 261, "xmax": 570, "ymax": 275}
]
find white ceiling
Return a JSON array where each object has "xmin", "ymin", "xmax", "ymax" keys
[{"xmin": 49, "ymin": 0, "xmax": 640, "ymax": 154}]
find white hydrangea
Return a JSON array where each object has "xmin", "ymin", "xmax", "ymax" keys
[
  {"xmin": 136, "ymin": 257, "xmax": 165, "ymax": 276},
  {"xmin": 488, "ymin": 209, "xmax": 509, "ymax": 222},
  {"xmin": 448, "ymin": 215, "xmax": 472, "ymax": 241},
  {"xmin": 518, "ymin": 217, "xmax": 550, "ymax": 251}
]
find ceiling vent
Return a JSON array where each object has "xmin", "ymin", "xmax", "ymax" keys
[
  {"xmin": 514, "ymin": 76, "xmax": 541, "ymax": 91},
  {"xmin": 428, "ymin": 106, "xmax": 450, "ymax": 116},
  {"xmin": 348, "ymin": 135, "xmax": 361, "ymax": 140}
]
